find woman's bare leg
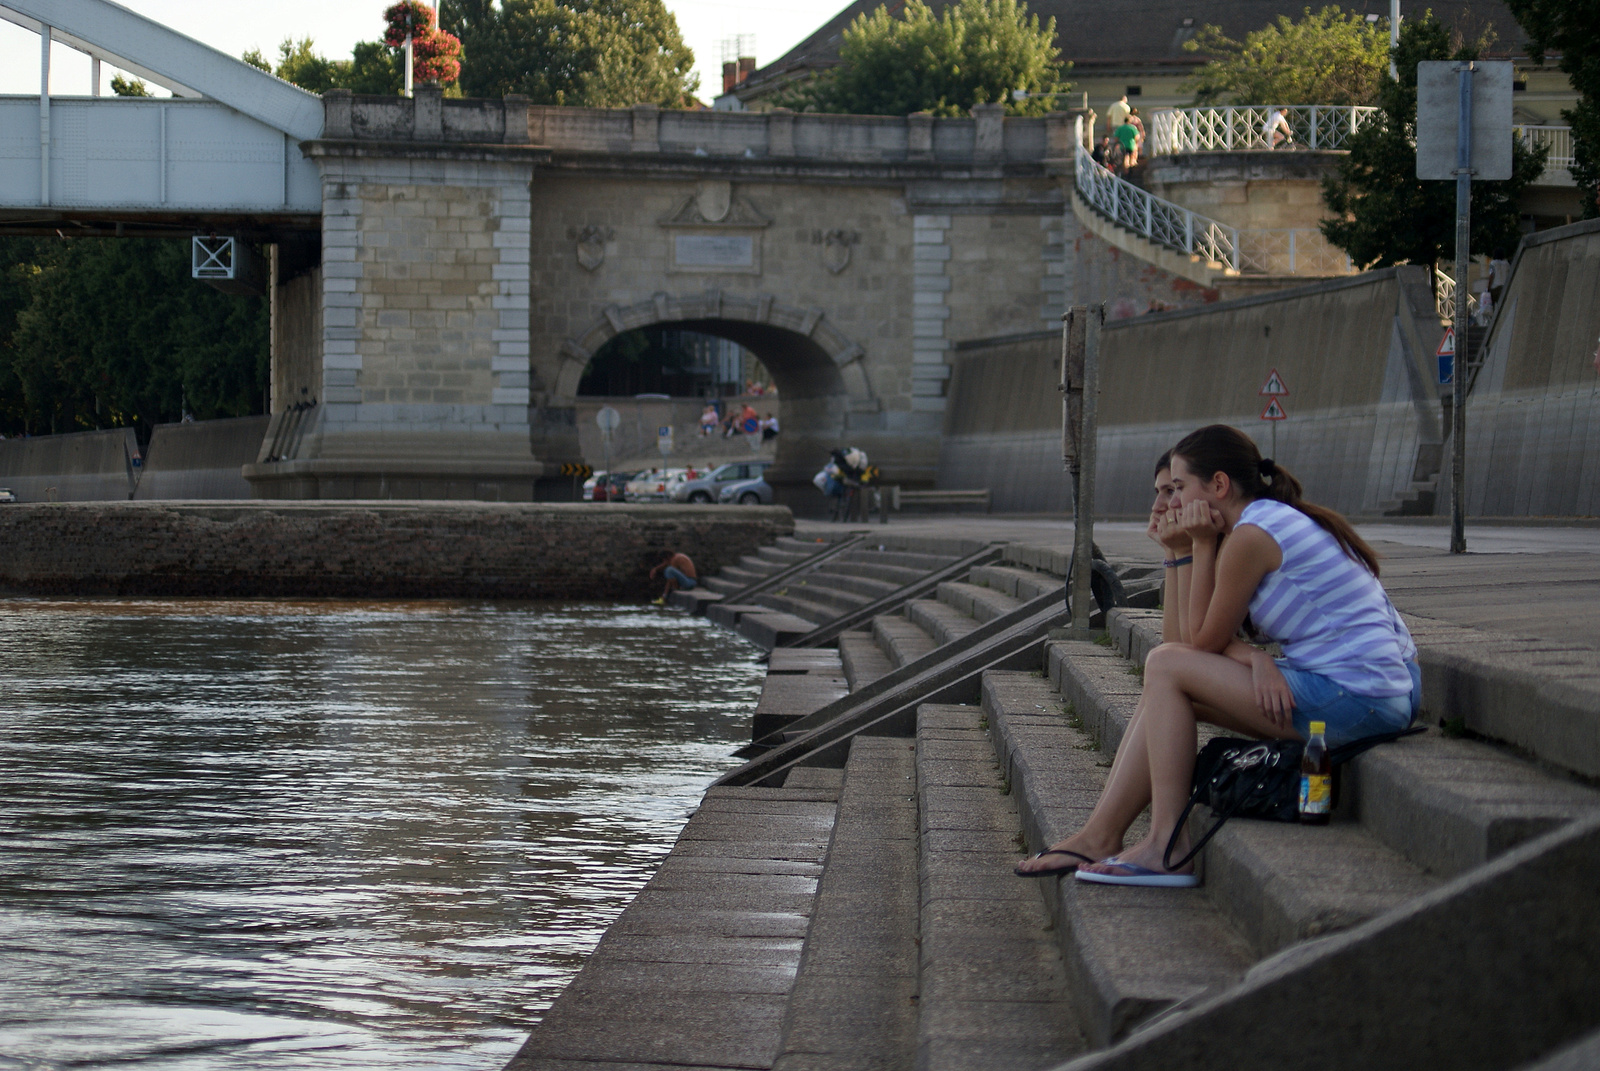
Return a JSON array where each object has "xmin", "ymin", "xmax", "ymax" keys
[{"xmin": 1087, "ymin": 644, "xmax": 1299, "ymax": 874}]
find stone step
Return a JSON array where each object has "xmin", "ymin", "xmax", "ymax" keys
[
  {"xmin": 906, "ymin": 599, "xmax": 980, "ymax": 647},
  {"xmin": 915, "ymin": 703, "xmax": 1086, "ymax": 1071},
  {"xmin": 935, "ymin": 580, "xmax": 1024, "ymax": 624},
  {"xmin": 753, "ymin": 665, "xmax": 850, "ymax": 742},
  {"xmin": 873, "ymin": 614, "xmax": 941, "ymax": 669},
  {"xmin": 981, "ymin": 669, "xmax": 1252, "ymax": 1046},
  {"xmin": 756, "ymin": 545, "xmax": 814, "ymax": 567},
  {"xmin": 707, "ymin": 601, "xmax": 775, "ymax": 629},
  {"xmin": 702, "ymin": 575, "xmax": 746, "ymax": 596},
  {"xmin": 776, "ymin": 536, "xmax": 839, "ymax": 554},
  {"xmin": 970, "ymin": 564, "xmax": 1062, "ymax": 602},
  {"xmin": 838, "ymin": 629, "xmax": 896, "ymax": 692},
  {"xmin": 838, "ymin": 549, "xmax": 961, "ymax": 573},
  {"xmin": 780, "ymin": 577, "xmax": 877, "ymax": 614},
  {"xmin": 754, "ymin": 591, "xmax": 844, "ymax": 625},
  {"xmin": 739, "ymin": 611, "xmax": 826, "ymax": 650},
  {"xmin": 667, "ymin": 588, "xmax": 724, "ymax": 614},
  {"xmin": 1104, "ymin": 608, "xmax": 1600, "ymax": 881},
  {"xmin": 824, "ymin": 560, "xmax": 931, "ymax": 588},
  {"xmin": 799, "ymin": 568, "xmax": 902, "ymax": 603},
  {"xmin": 504, "ymin": 783, "xmax": 838, "ymax": 1070},
  {"xmin": 772, "ymin": 736, "xmax": 919, "ymax": 1071},
  {"xmin": 721, "ymin": 563, "xmax": 777, "ymax": 588}
]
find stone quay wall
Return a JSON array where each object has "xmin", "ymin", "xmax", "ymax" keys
[{"xmin": 0, "ymin": 503, "xmax": 793, "ymax": 599}]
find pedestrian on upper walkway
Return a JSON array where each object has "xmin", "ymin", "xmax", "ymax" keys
[
  {"xmin": 650, "ymin": 551, "xmax": 697, "ymax": 605},
  {"xmin": 1014, "ymin": 425, "xmax": 1420, "ymax": 886},
  {"xmin": 1105, "ymin": 94, "xmax": 1131, "ymax": 138},
  {"xmin": 1263, "ymin": 107, "xmax": 1293, "ymax": 149},
  {"xmin": 700, "ymin": 404, "xmax": 719, "ymax": 436},
  {"xmin": 1112, "ymin": 119, "xmax": 1140, "ymax": 170}
]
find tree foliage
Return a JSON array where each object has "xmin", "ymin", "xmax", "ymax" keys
[
  {"xmin": 1504, "ymin": 0, "xmax": 1600, "ymax": 217},
  {"xmin": 1320, "ymin": 13, "xmax": 1546, "ymax": 269},
  {"xmin": 778, "ymin": 0, "xmax": 1067, "ymax": 117},
  {"xmin": 110, "ymin": 73, "xmax": 151, "ymax": 97},
  {"xmin": 1183, "ymin": 5, "xmax": 1391, "ymax": 106},
  {"xmin": 441, "ymin": 0, "xmax": 699, "ymax": 107},
  {"xmin": 0, "ymin": 239, "xmax": 267, "ymax": 437}
]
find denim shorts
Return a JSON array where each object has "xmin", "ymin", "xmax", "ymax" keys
[{"xmin": 1277, "ymin": 660, "xmax": 1421, "ymax": 748}]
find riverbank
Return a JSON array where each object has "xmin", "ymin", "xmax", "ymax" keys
[
  {"xmin": 0, "ymin": 502, "xmax": 792, "ymax": 599},
  {"xmin": 508, "ymin": 519, "xmax": 1600, "ymax": 1071}
]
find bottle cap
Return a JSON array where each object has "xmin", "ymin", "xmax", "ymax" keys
[{"xmin": 1309, "ymin": 721, "xmax": 1326, "ymax": 735}]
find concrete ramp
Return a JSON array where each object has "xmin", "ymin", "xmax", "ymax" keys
[
  {"xmin": 0, "ymin": 427, "xmax": 138, "ymax": 502},
  {"xmin": 135, "ymin": 416, "xmax": 269, "ymax": 500}
]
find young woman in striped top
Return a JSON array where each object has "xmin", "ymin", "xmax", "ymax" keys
[{"xmin": 1017, "ymin": 424, "xmax": 1420, "ymax": 886}]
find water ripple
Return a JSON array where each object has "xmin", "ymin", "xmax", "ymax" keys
[{"xmin": 0, "ymin": 599, "xmax": 765, "ymax": 1070}]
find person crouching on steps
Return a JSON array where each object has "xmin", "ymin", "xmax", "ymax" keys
[
  {"xmin": 1014, "ymin": 424, "xmax": 1420, "ymax": 886},
  {"xmin": 650, "ymin": 551, "xmax": 697, "ymax": 606}
]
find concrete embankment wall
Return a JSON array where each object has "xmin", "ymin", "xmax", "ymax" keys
[
  {"xmin": 1446, "ymin": 218, "xmax": 1600, "ymax": 517},
  {"xmin": 940, "ymin": 266, "xmax": 1446, "ymax": 516},
  {"xmin": 0, "ymin": 502, "xmax": 793, "ymax": 598},
  {"xmin": 0, "ymin": 428, "xmax": 140, "ymax": 502},
  {"xmin": 134, "ymin": 416, "xmax": 271, "ymax": 500}
]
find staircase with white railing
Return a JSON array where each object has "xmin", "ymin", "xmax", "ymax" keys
[{"xmin": 1072, "ymin": 116, "xmax": 1354, "ymax": 279}]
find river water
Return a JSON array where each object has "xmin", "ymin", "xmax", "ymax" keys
[{"xmin": 0, "ymin": 599, "xmax": 765, "ymax": 1070}]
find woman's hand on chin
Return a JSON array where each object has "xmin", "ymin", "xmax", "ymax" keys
[
  {"xmin": 1155, "ymin": 508, "xmax": 1192, "ymax": 555},
  {"xmin": 1178, "ymin": 499, "xmax": 1224, "ymax": 547}
]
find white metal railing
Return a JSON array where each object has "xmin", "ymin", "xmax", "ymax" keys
[
  {"xmin": 1076, "ymin": 132, "xmax": 1241, "ymax": 271},
  {"xmin": 1149, "ymin": 105, "xmax": 1380, "ymax": 156},
  {"xmin": 1435, "ymin": 266, "xmax": 1480, "ymax": 323},
  {"xmin": 1517, "ymin": 124, "xmax": 1574, "ymax": 186}
]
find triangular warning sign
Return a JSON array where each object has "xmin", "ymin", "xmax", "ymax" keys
[
  {"xmin": 1260, "ymin": 398, "xmax": 1288, "ymax": 421},
  {"xmin": 1259, "ymin": 368, "xmax": 1289, "ymax": 396},
  {"xmin": 1436, "ymin": 327, "xmax": 1455, "ymax": 357}
]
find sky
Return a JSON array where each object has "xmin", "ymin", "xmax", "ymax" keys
[{"xmin": 0, "ymin": 0, "xmax": 842, "ymax": 100}]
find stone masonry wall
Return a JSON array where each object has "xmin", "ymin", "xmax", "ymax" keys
[{"xmin": 0, "ymin": 503, "xmax": 793, "ymax": 599}]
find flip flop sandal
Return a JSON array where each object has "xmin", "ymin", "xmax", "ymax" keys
[
  {"xmin": 1013, "ymin": 848, "xmax": 1096, "ymax": 877},
  {"xmin": 1074, "ymin": 857, "xmax": 1200, "ymax": 888}
]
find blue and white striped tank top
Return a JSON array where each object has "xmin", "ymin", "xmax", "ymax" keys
[{"xmin": 1238, "ymin": 498, "xmax": 1416, "ymax": 697}]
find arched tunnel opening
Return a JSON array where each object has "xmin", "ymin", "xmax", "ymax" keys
[{"xmin": 575, "ymin": 318, "xmax": 854, "ymax": 513}]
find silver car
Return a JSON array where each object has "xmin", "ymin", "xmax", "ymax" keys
[
  {"xmin": 672, "ymin": 461, "xmax": 770, "ymax": 504},
  {"xmin": 718, "ymin": 475, "xmax": 774, "ymax": 505}
]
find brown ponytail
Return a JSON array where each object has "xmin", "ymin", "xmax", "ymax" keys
[{"xmin": 1171, "ymin": 424, "xmax": 1381, "ymax": 576}]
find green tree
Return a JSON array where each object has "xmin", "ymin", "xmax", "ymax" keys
[
  {"xmin": 442, "ymin": 0, "xmax": 699, "ymax": 107},
  {"xmin": 1504, "ymin": 0, "xmax": 1600, "ymax": 217},
  {"xmin": 1183, "ymin": 5, "xmax": 1391, "ymax": 106},
  {"xmin": 780, "ymin": 0, "xmax": 1066, "ymax": 117},
  {"xmin": 110, "ymin": 73, "xmax": 151, "ymax": 96},
  {"xmin": 1320, "ymin": 13, "xmax": 1546, "ymax": 270},
  {"xmin": 0, "ymin": 239, "xmax": 267, "ymax": 437}
]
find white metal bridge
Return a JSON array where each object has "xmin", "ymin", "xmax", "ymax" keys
[{"xmin": 0, "ymin": 0, "xmax": 323, "ymax": 233}]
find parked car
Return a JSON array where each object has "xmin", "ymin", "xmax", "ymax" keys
[
  {"xmin": 672, "ymin": 461, "xmax": 771, "ymax": 504},
  {"xmin": 0, "ymin": 488, "xmax": 14, "ymax": 503},
  {"xmin": 718, "ymin": 475, "xmax": 774, "ymax": 505},
  {"xmin": 581, "ymin": 471, "xmax": 606, "ymax": 501}
]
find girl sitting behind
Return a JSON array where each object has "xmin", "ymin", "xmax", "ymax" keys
[{"xmin": 1016, "ymin": 424, "xmax": 1420, "ymax": 886}]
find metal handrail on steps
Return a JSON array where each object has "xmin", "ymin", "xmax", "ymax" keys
[{"xmin": 1149, "ymin": 104, "xmax": 1379, "ymax": 156}]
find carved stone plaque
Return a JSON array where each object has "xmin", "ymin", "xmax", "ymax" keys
[{"xmin": 673, "ymin": 234, "xmax": 757, "ymax": 272}]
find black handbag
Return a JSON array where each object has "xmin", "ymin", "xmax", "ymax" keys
[{"xmin": 1162, "ymin": 726, "xmax": 1424, "ymax": 870}]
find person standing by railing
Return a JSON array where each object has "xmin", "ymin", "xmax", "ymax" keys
[
  {"xmin": 1105, "ymin": 93, "xmax": 1131, "ymax": 139},
  {"xmin": 1263, "ymin": 107, "xmax": 1293, "ymax": 149}
]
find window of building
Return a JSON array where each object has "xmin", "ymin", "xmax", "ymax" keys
[{"xmin": 1126, "ymin": 85, "xmax": 1141, "ymax": 96}]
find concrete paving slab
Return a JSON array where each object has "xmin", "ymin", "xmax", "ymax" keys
[
  {"xmin": 513, "ymin": 988, "xmax": 788, "ymax": 1068},
  {"xmin": 609, "ymin": 908, "xmax": 813, "ymax": 940}
]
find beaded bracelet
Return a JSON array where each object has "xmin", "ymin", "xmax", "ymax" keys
[{"xmin": 1162, "ymin": 555, "xmax": 1194, "ymax": 568}]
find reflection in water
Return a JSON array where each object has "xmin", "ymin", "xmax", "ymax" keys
[{"xmin": 0, "ymin": 599, "xmax": 764, "ymax": 1070}]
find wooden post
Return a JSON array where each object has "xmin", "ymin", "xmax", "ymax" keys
[{"xmin": 1063, "ymin": 305, "xmax": 1102, "ymax": 631}]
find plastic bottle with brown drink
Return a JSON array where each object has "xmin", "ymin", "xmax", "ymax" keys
[{"xmin": 1298, "ymin": 720, "xmax": 1331, "ymax": 824}]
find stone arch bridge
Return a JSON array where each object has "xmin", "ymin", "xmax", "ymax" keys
[{"xmin": 0, "ymin": 0, "xmax": 1084, "ymax": 504}]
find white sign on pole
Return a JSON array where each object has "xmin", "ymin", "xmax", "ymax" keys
[
  {"xmin": 595, "ymin": 406, "xmax": 621, "ymax": 433},
  {"xmin": 1416, "ymin": 60, "xmax": 1514, "ymax": 181},
  {"xmin": 1260, "ymin": 398, "xmax": 1288, "ymax": 421},
  {"xmin": 1259, "ymin": 369, "xmax": 1289, "ymax": 396},
  {"xmin": 657, "ymin": 425, "xmax": 674, "ymax": 457},
  {"xmin": 1436, "ymin": 326, "xmax": 1457, "ymax": 384}
]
